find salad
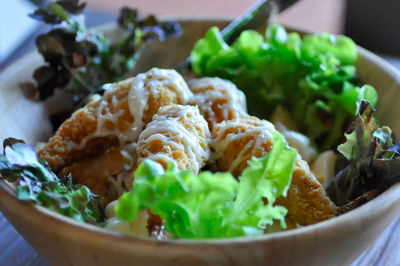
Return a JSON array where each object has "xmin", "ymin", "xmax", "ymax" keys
[{"xmin": 1, "ymin": 1, "xmax": 400, "ymax": 240}]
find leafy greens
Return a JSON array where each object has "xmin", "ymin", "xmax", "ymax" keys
[
  {"xmin": 115, "ymin": 132, "xmax": 297, "ymax": 239},
  {"xmin": 30, "ymin": 0, "xmax": 181, "ymax": 129},
  {"xmin": 191, "ymin": 24, "xmax": 378, "ymax": 150},
  {"xmin": 326, "ymin": 100, "xmax": 400, "ymax": 206},
  {"xmin": 0, "ymin": 138, "xmax": 103, "ymax": 224}
]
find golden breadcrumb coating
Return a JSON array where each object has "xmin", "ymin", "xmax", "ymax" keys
[
  {"xmin": 275, "ymin": 159, "xmax": 336, "ymax": 225},
  {"xmin": 211, "ymin": 115, "xmax": 337, "ymax": 225},
  {"xmin": 211, "ymin": 115, "xmax": 275, "ymax": 177},
  {"xmin": 38, "ymin": 68, "xmax": 192, "ymax": 172},
  {"xmin": 188, "ymin": 77, "xmax": 247, "ymax": 130},
  {"xmin": 137, "ymin": 104, "xmax": 210, "ymax": 174},
  {"xmin": 59, "ymin": 146, "xmax": 136, "ymax": 204}
]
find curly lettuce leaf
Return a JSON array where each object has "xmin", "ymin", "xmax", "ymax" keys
[
  {"xmin": 191, "ymin": 24, "xmax": 378, "ymax": 151},
  {"xmin": 301, "ymin": 33, "xmax": 357, "ymax": 66},
  {"xmin": 191, "ymin": 26, "xmax": 230, "ymax": 75},
  {"xmin": 115, "ymin": 131, "xmax": 297, "ymax": 239},
  {"xmin": 327, "ymin": 100, "xmax": 400, "ymax": 206},
  {"xmin": 0, "ymin": 138, "xmax": 103, "ymax": 224}
]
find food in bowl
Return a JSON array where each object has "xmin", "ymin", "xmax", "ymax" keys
[
  {"xmin": 1, "ymin": 66, "xmax": 337, "ymax": 239},
  {"xmin": 1, "ymin": 0, "xmax": 400, "ymax": 244}
]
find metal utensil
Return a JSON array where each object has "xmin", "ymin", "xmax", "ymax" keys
[{"xmin": 175, "ymin": 0, "xmax": 299, "ymax": 73}]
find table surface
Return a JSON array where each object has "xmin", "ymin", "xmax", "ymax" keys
[{"xmin": 1, "ymin": 3, "xmax": 400, "ymax": 266}]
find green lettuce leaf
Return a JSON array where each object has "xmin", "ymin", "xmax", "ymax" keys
[
  {"xmin": 301, "ymin": 33, "xmax": 357, "ymax": 66},
  {"xmin": 0, "ymin": 138, "xmax": 103, "ymax": 224},
  {"xmin": 190, "ymin": 24, "xmax": 378, "ymax": 151},
  {"xmin": 115, "ymin": 131, "xmax": 297, "ymax": 239}
]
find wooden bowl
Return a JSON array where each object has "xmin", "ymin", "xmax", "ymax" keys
[{"xmin": 1, "ymin": 19, "xmax": 400, "ymax": 266}]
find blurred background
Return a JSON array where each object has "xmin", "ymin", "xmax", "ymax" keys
[
  {"xmin": 0, "ymin": 0, "xmax": 350, "ymax": 71},
  {"xmin": 3, "ymin": 0, "xmax": 400, "ymax": 71}
]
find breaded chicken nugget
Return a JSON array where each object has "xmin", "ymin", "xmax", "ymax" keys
[
  {"xmin": 38, "ymin": 68, "xmax": 192, "ymax": 172},
  {"xmin": 211, "ymin": 115, "xmax": 336, "ymax": 225},
  {"xmin": 188, "ymin": 77, "xmax": 247, "ymax": 130},
  {"xmin": 137, "ymin": 104, "xmax": 210, "ymax": 174},
  {"xmin": 211, "ymin": 116, "xmax": 276, "ymax": 177},
  {"xmin": 275, "ymin": 159, "xmax": 336, "ymax": 225},
  {"xmin": 59, "ymin": 143, "xmax": 137, "ymax": 204}
]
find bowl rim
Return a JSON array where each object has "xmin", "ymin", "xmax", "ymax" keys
[{"xmin": 1, "ymin": 19, "xmax": 400, "ymax": 247}]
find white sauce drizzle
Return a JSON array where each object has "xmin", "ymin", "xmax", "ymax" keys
[
  {"xmin": 138, "ymin": 105, "xmax": 210, "ymax": 174},
  {"xmin": 211, "ymin": 118, "xmax": 276, "ymax": 173},
  {"xmin": 65, "ymin": 68, "xmax": 193, "ymax": 152},
  {"xmin": 129, "ymin": 68, "xmax": 192, "ymax": 130},
  {"xmin": 188, "ymin": 77, "xmax": 247, "ymax": 124}
]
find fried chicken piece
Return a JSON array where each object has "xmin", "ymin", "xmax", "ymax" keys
[
  {"xmin": 211, "ymin": 116, "xmax": 276, "ymax": 177},
  {"xmin": 38, "ymin": 68, "xmax": 192, "ymax": 172},
  {"xmin": 211, "ymin": 115, "xmax": 337, "ymax": 225},
  {"xmin": 59, "ymin": 143, "xmax": 137, "ymax": 204},
  {"xmin": 275, "ymin": 159, "xmax": 336, "ymax": 225},
  {"xmin": 137, "ymin": 104, "xmax": 210, "ymax": 174},
  {"xmin": 188, "ymin": 77, "xmax": 247, "ymax": 130}
]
